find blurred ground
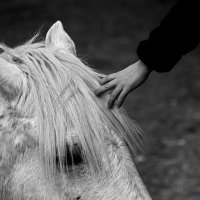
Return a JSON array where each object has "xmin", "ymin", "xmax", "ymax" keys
[{"xmin": 1, "ymin": 0, "xmax": 200, "ymax": 199}]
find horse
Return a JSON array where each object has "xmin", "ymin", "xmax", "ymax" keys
[{"xmin": 0, "ymin": 21, "xmax": 151, "ymax": 200}]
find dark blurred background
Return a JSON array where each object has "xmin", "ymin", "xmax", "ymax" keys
[{"xmin": 1, "ymin": 0, "xmax": 200, "ymax": 199}]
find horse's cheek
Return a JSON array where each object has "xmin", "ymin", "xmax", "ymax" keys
[{"xmin": 10, "ymin": 156, "xmax": 63, "ymax": 200}]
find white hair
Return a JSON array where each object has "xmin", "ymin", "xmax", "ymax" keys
[{"xmin": 0, "ymin": 22, "xmax": 142, "ymax": 182}]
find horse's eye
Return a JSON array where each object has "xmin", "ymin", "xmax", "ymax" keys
[
  {"xmin": 66, "ymin": 143, "xmax": 83, "ymax": 166},
  {"xmin": 12, "ymin": 57, "xmax": 23, "ymax": 64},
  {"xmin": 56, "ymin": 143, "xmax": 83, "ymax": 169}
]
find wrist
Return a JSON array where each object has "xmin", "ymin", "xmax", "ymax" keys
[{"xmin": 137, "ymin": 60, "xmax": 152, "ymax": 76}]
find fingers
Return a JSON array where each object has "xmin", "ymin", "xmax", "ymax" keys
[
  {"xmin": 108, "ymin": 87, "xmax": 123, "ymax": 109},
  {"xmin": 95, "ymin": 81, "xmax": 115, "ymax": 96},
  {"xmin": 116, "ymin": 89, "xmax": 129, "ymax": 108},
  {"xmin": 100, "ymin": 74, "xmax": 115, "ymax": 85}
]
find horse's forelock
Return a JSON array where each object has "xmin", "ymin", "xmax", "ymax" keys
[{"xmin": 6, "ymin": 35, "xmax": 142, "ymax": 181}]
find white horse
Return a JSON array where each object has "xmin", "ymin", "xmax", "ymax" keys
[{"xmin": 0, "ymin": 21, "xmax": 151, "ymax": 200}]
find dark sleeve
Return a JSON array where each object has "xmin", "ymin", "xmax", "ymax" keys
[{"xmin": 137, "ymin": 0, "xmax": 200, "ymax": 72}]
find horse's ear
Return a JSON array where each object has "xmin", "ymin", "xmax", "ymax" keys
[
  {"xmin": 0, "ymin": 57, "xmax": 26, "ymax": 101},
  {"xmin": 45, "ymin": 21, "xmax": 76, "ymax": 55}
]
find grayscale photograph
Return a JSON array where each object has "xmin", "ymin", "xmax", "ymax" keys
[{"xmin": 0, "ymin": 0, "xmax": 199, "ymax": 199}]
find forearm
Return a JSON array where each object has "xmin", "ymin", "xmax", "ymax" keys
[{"xmin": 137, "ymin": 0, "xmax": 200, "ymax": 72}]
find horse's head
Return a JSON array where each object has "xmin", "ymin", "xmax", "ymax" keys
[{"xmin": 0, "ymin": 21, "xmax": 151, "ymax": 200}]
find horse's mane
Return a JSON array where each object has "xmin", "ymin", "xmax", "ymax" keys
[{"xmin": 1, "ymin": 33, "xmax": 142, "ymax": 180}]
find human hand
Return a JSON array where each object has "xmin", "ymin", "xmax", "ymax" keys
[{"xmin": 95, "ymin": 60, "xmax": 152, "ymax": 109}]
